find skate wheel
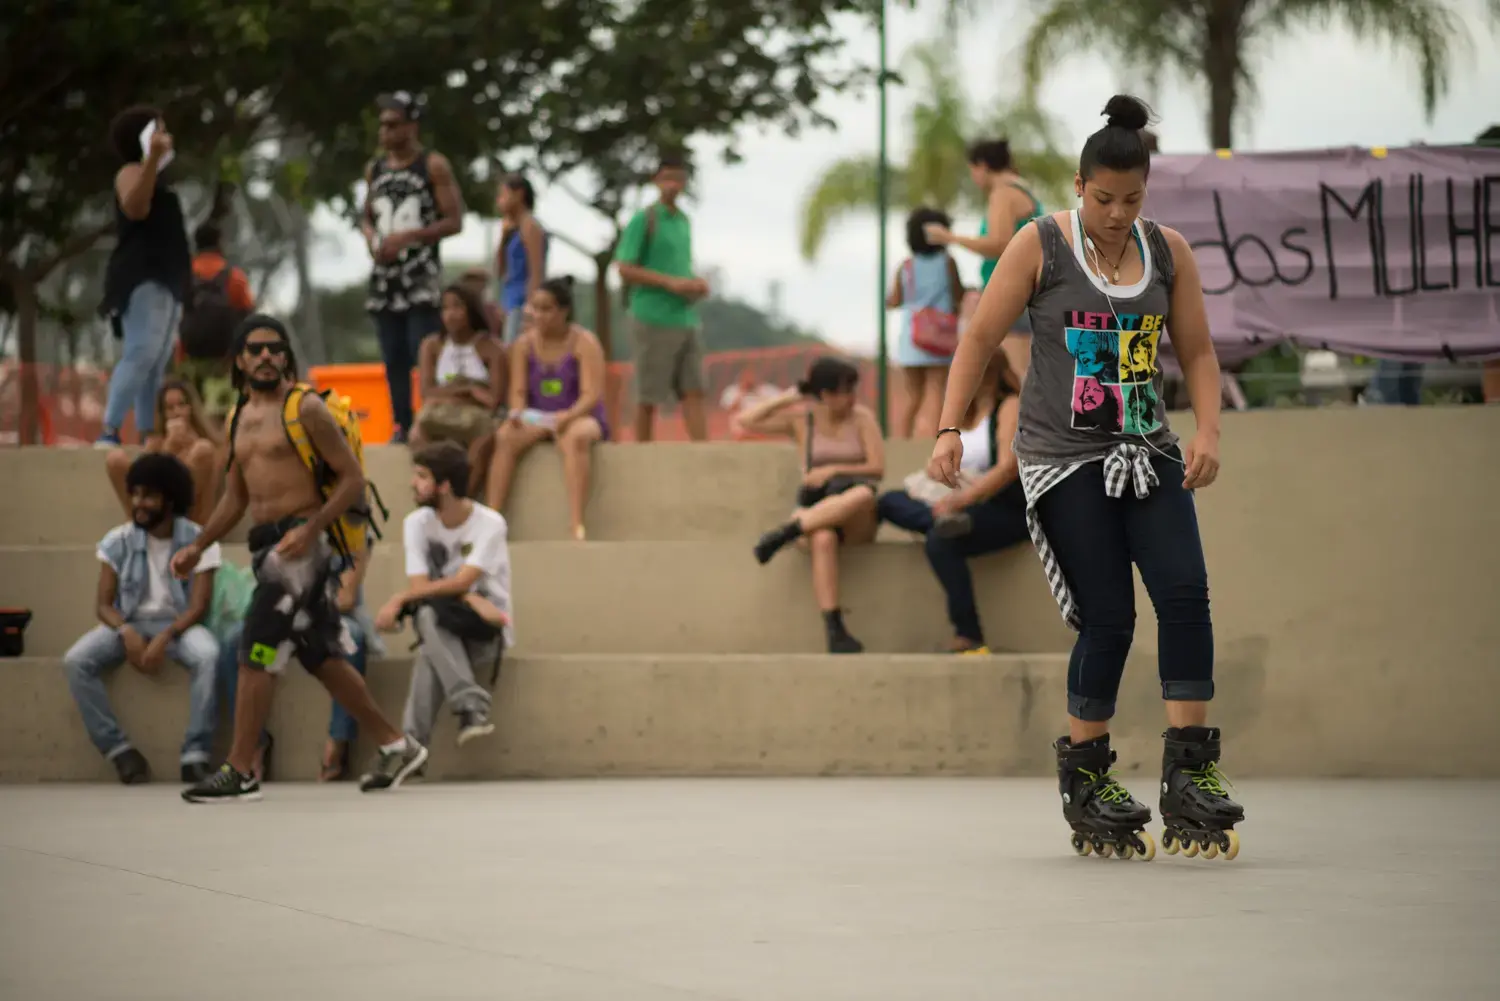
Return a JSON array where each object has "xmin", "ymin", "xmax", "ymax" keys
[
  {"xmin": 1201, "ymin": 840, "xmax": 1219, "ymax": 860},
  {"xmin": 1071, "ymin": 834, "xmax": 1091, "ymax": 857},
  {"xmin": 1115, "ymin": 842, "xmax": 1134, "ymax": 860},
  {"xmin": 1161, "ymin": 830, "xmax": 1179, "ymax": 855},
  {"xmin": 1220, "ymin": 830, "xmax": 1240, "ymax": 861},
  {"xmin": 1181, "ymin": 839, "xmax": 1199, "ymax": 858},
  {"xmin": 1093, "ymin": 839, "xmax": 1111, "ymax": 858},
  {"xmin": 1133, "ymin": 832, "xmax": 1156, "ymax": 861}
]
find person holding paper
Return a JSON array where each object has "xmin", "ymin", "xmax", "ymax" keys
[{"xmin": 96, "ymin": 106, "xmax": 191, "ymax": 448}]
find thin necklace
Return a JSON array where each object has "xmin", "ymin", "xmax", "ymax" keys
[{"xmin": 1086, "ymin": 227, "xmax": 1133, "ymax": 283}]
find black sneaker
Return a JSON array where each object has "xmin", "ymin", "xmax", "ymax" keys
[
  {"xmin": 359, "ymin": 739, "xmax": 430, "ymax": 792},
  {"xmin": 182, "ymin": 763, "xmax": 262, "ymax": 804},
  {"xmin": 456, "ymin": 711, "xmax": 496, "ymax": 746},
  {"xmin": 180, "ymin": 761, "xmax": 213, "ymax": 784},
  {"xmin": 113, "ymin": 748, "xmax": 150, "ymax": 785}
]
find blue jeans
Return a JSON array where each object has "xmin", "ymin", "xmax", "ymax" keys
[
  {"xmin": 1034, "ymin": 454, "xmax": 1215, "ymax": 722},
  {"xmin": 878, "ymin": 488, "xmax": 1031, "ymax": 645},
  {"xmin": 63, "ymin": 618, "xmax": 219, "ymax": 764},
  {"xmin": 217, "ymin": 616, "xmax": 369, "ymax": 743},
  {"xmin": 103, "ymin": 281, "xmax": 181, "ymax": 436},
  {"xmin": 1366, "ymin": 360, "xmax": 1423, "ymax": 405},
  {"xmin": 372, "ymin": 305, "xmax": 441, "ymax": 434}
]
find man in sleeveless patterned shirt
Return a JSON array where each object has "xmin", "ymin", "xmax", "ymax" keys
[{"xmin": 361, "ymin": 91, "xmax": 465, "ymax": 443}]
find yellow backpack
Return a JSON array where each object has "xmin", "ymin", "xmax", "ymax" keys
[{"xmin": 226, "ymin": 383, "xmax": 388, "ymax": 560}]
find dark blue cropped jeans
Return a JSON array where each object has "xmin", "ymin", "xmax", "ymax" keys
[{"xmin": 1034, "ymin": 453, "xmax": 1214, "ymax": 722}]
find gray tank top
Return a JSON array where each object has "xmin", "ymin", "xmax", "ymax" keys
[{"xmin": 1014, "ymin": 211, "xmax": 1178, "ymax": 464}]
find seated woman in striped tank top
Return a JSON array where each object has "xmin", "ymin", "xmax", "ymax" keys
[
  {"xmin": 484, "ymin": 277, "xmax": 608, "ymax": 541},
  {"xmin": 927, "ymin": 94, "xmax": 1244, "ymax": 863},
  {"xmin": 736, "ymin": 358, "xmax": 885, "ymax": 654}
]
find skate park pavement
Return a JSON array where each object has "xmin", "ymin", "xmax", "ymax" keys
[{"xmin": 1, "ymin": 778, "xmax": 1496, "ymax": 1001}]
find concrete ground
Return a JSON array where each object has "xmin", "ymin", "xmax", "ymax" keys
[{"xmin": 1, "ymin": 779, "xmax": 1495, "ymax": 1001}]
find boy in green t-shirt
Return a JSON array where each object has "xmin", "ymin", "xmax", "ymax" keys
[{"xmin": 614, "ymin": 154, "xmax": 711, "ymax": 441}]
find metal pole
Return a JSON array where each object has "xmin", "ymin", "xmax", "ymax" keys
[{"xmin": 875, "ymin": 0, "xmax": 890, "ymax": 434}]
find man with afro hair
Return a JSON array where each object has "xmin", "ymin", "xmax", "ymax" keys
[{"xmin": 63, "ymin": 453, "xmax": 222, "ymax": 785}]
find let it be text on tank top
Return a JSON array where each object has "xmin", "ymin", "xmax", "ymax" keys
[{"xmin": 1014, "ymin": 211, "xmax": 1178, "ymax": 464}]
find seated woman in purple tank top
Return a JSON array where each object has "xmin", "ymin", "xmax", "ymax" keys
[{"xmin": 483, "ymin": 277, "xmax": 608, "ymax": 541}]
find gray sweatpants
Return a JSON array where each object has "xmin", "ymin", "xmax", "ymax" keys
[{"xmin": 400, "ymin": 605, "xmax": 502, "ymax": 746}]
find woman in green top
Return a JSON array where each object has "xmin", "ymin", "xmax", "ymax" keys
[{"xmin": 926, "ymin": 139, "xmax": 1043, "ymax": 382}]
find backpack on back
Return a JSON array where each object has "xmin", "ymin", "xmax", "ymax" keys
[
  {"xmin": 226, "ymin": 384, "xmax": 388, "ymax": 562},
  {"xmin": 180, "ymin": 266, "xmax": 246, "ymax": 360}
]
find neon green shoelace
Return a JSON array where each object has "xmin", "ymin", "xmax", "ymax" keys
[
  {"xmin": 1078, "ymin": 768, "xmax": 1133, "ymax": 804},
  {"xmin": 1188, "ymin": 761, "xmax": 1233, "ymax": 797}
]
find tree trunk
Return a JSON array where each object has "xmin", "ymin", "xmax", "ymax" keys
[
  {"xmin": 13, "ymin": 275, "xmax": 41, "ymax": 445},
  {"xmin": 290, "ymin": 201, "xmax": 325, "ymax": 366},
  {"xmin": 1203, "ymin": 2, "xmax": 1242, "ymax": 150},
  {"xmin": 593, "ymin": 251, "xmax": 614, "ymax": 360}
]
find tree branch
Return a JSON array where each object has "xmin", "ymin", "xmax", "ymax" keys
[
  {"xmin": 29, "ymin": 222, "xmax": 114, "ymax": 282},
  {"xmin": 546, "ymin": 227, "xmax": 599, "ymax": 257}
]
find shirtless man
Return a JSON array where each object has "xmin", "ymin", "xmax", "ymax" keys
[{"xmin": 174, "ymin": 314, "xmax": 428, "ymax": 803}]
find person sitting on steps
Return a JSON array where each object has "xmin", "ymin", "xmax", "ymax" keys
[
  {"xmin": 65, "ymin": 453, "xmax": 221, "ymax": 785},
  {"xmin": 377, "ymin": 442, "xmax": 513, "ymax": 767},
  {"xmin": 482, "ymin": 277, "xmax": 608, "ymax": 540},
  {"xmin": 409, "ymin": 282, "xmax": 507, "ymax": 472},
  {"xmin": 104, "ymin": 379, "xmax": 221, "ymax": 527},
  {"xmin": 876, "ymin": 350, "xmax": 1030, "ymax": 653},
  {"xmin": 738, "ymin": 357, "xmax": 885, "ymax": 654}
]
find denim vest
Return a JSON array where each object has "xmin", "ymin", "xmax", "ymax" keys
[{"xmin": 98, "ymin": 518, "xmax": 201, "ymax": 620}]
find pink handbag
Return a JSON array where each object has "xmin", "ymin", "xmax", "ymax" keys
[{"xmin": 905, "ymin": 261, "xmax": 960, "ymax": 356}]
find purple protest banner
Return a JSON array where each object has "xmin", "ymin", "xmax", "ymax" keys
[{"xmin": 1147, "ymin": 146, "xmax": 1500, "ymax": 362}]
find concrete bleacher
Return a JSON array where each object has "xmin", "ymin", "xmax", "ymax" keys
[{"xmin": 0, "ymin": 406, "xmax": 1497, "ymax": 780}]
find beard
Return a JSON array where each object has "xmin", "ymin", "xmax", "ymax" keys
[
  {"xmin": 416, "ymin": 490, "xmax": 439, "ymax": 509},
  {"xmin": 133, "ymin": 508, "xmax": 168, "ymax": 530},
  {"xmin": 247, "ymin": 370, "xmax": 283, "ymax": 391}
]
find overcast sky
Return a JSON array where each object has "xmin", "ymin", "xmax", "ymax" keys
[{"xmin": 303, "ymin": 0, "xmax": 1500, "ymax": 357}]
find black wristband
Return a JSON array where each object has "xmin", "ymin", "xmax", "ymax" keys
[{"xmin": 936, "ymin": 427, "xmax": 961, "ymax": 439}]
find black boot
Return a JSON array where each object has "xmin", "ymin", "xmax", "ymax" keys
[
  {"xmin": 1054, "ymin": 734, "xmax": 1153, "ymax": 859},
  {"xmin": 754, "ymin": 521, "xmax": 803, "ymax": 564},
  {"xmin": 1160, "ymin": 726, "xmax": 1245, "ymax": 860},
  {"xmin": 113, "ymin": 748, "xmax": 150, "ymax": 785},
  {"xmin": 823, "ymin": 609, "xmax": 864, "ymax": 654}
]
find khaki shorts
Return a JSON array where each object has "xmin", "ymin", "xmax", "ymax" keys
[
  {"xmin": 415, "ymin": 400, "xmax": 498, "ymax": 446},
  {"xmin": 631, "ymin": 318, "xmax": 705, "ymax": 406}
]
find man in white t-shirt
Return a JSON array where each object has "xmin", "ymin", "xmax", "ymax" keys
[
  {"xmin": 63, "ymin": 453, "xmax": 222, "ymax": 785},
  {"xmin": 376, "ymin": 441, "xmax": 512, "ymax": 755}
]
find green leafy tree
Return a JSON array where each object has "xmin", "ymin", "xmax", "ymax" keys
[
  {"xmin": 2, "ymin": 0, "xmax": 881, "ymax": 441},
  {"xmin": 1013, "ymin": 0, "xmax": 1500, "ymax": 150},
  {"xmin": 797, "ymin": 39, "xmax": 1073, "ymax": 262}
]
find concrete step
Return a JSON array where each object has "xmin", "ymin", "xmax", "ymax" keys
[
  {"xmin": 0, "ymin": 440, "xmax": 945, "ymax": 545},
  {"xmin": 3, "ymin": 648, "xmax": 1494, "ymax": 782},
  {"xmin": 2, "ymin": 653, "xmax": 1077, "ymax": 782},
  {"xmin": 0, "ymin": 540, "xmax": 1074, "ymax": 658}
]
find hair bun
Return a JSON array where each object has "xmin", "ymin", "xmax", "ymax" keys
[{"xmin": 1102, "ymin": 94, "xmax": 1152, "ymax": 132}]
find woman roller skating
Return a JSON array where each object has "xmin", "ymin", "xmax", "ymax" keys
[{"xmin": 927, "ymin": 94, "xmax": 1244, "ymax": 862}]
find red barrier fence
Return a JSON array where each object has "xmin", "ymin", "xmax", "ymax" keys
[{"xmin": 2, "ymin": 347, "xmax": 910, "ymax": 446}]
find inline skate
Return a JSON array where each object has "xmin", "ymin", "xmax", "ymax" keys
[
  {"xmin": 1159, "ymin": 726, "xmax": 1245, "ymax": 860},
  {"xmin": 1054, "ymin": 735, "xmax": 1155, "ymax": 860}
]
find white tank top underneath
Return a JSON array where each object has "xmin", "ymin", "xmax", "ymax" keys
[
  {"xmin": 959, "ymin": 415, "xmax": 995, "ymax": 473},
  {"xmin": 436, "ymin": 339, "xmax": 489, "ymax": 384}
]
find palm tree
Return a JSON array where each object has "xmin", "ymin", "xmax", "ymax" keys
[
  {"xmin": 797, "ymin": 39, "xmax": 1073, "ymax": 262},
  {"xmin": 1013, "ymin": 0, "xmax": 1499, "ymax": 150}
]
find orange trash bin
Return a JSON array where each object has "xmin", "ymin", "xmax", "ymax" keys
[{"xmin": 306, "ymin": 364, "xmax": 419, "ymax": 445}]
